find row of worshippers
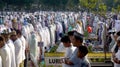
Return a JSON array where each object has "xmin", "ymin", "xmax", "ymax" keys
[
  {"xmin": 0, "ymin": 29, "xmax": 27, "ymax": 67},
  {"xmin": 0, "ymin": 11, "xmax": 85, "ymax": 51},
  {"xmin": 0, "ymin": 11, "xmax": 86, "ymax": 67},
  {"xmin": 0, "ymin": 11, "xmax": 119, "ymax": 48}
]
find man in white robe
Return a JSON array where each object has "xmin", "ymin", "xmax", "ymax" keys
[
  {"xmin": 16, "ymin": 30, "xmax": 26, "ymax": 67},
  {"xmin": 0, "ymin": 36, "xmax": 11, "ymax": 67},
  {"xmin": 10, "ymin": 31, "xmax": 23, "ymax": 67},
  {"xmin": 2, "ymin": 33, "xmax": 16, "ymax": 67}
]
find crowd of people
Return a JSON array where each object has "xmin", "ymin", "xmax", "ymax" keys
[{"xmin": 0, "ymin": 11, "xmax": 120, "ymax": 67}]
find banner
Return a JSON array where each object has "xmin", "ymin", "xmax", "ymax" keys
[{"xmin": 45, "ymin": 52, "xmax": 65, "ymax": 66}]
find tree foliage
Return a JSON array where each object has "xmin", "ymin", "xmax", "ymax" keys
[
  {"xmin": 0, "ymin": 0, "xmax": 120, "ymax": 11},
  {"xmin": 99, "ymin": 3, "xmax": 107, "ymax": 12}
]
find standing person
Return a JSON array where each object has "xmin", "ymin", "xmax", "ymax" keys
[
  {"xmin": 111, "ymin": 31, "xmax": 120, "ymax": 53},
  {"xmin": 61, "ymin": 35, "xmax": 76, "ymax": 67},
  {"xmin": 12, "ymin": 18, "xmax": 18, "ymax": 30},
  {"xmin": 73, "ymin": 21, "xmax": 84, "ymax": 34},
  {"xmin": 64, "ymin": 31, "xmax": 90, "ymax": 67},
  {"xmin": 109, "ymin": 30, "xmax": 120, "ymax": 67},
  {"xmin": 87, "ymin": 24, "xmax": 92, "ymax": 33},
  {"xmin": 77, "ymin": 46, "xmax": 89, "ymax": 67},
  {"xmin": 0, "ymin": 35, "xmax": 11, "ymax": 67},
  {"xmin": 2, "ymin": 33, "xmax": 16, "ymax": 67},
  {"xmin": 10, "ymin": 31, "xmax": 23, "ymax": 67},
  {"xmin": 16, "ymin": 30, "xmax": 26, "ymax": 67},
  {"xmin": 67, "ymin": 30, "xmax": 77, "ymax": 44},
  {"xmin": 113, "ymin": 36, "xmax": 120, "ymax": 67}
]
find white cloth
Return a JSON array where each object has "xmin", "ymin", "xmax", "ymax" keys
[
  {"xmin": 73, "ymin": 23, "xmax": 84, "ymax": 34},
  {"xmin": 14, "ymin": 38, "xmax": 23, "ymax": 67},
  {"xmin": 21, "ymin": 26, "xmax": 28, "ymax": 39},
  {"xmin": 29, "ymin": 32, "xmax": 39, "ymax": 67},
  {"xmin": 7, "ymin": 40, "xmax": 16, "ymax": 67},
  {"xmin": 56, "ymin": 22, "xmax": 63, "ymax": 40},
  {"xmin": 29, "ymin": 33, "xmax": 38, "ymax": 61},
  {"xmin": 56, "ymin": 43, "xmax": 66, "ymax": 52},
  {"xmin": 0, "ymin": 44, "xmax": 11, "ymax": 67},
  {"xmin": 65, "ymin": 46, "xmax": 76, "ymax": 58},
  {"xmin": 111, "ymin": 43, "xmax": 117, "ymax": 52},
  {"xmin": 114, "ymin": 49, "xmax": 120, "ymax": 67},
  {"xmin": 42, "ymin": 28, "xmax": 48, "ymax": 47},
  {"xmin": 63, "ymin": 45, "xmax": 76, "ymax": 67},
  {"xmin": 30, "ymin": 54, "xmax": 38, "ymax": 67},
  {"xmin": 19, "ymin": 36, "xmax": 26, "ymax": 61},
  {"xmin": 45, "ymin": 27, "xmax": 51, "ymax": 46},
  {"xmin": 115, "ymin": 20, "xmax": 120, "ymax": 32},
  {"xmin": 0, "ymin": 56, "xmax": 2, "ymax": 67},
  {"xmin": 49, "ymin": 24, "xmax": 56, "ymax": 45},
  {"xmin": 38, "ymin": 29, "xmax": 45, "ymax": 59},
  {"xmin": 56, "ymin": 22, "xmax": 63, "ymax": 34}
]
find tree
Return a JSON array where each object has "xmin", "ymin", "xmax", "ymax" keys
[
  {"xmin": 98, "ymin": 3, "xmax": 107, "ymax": 12},
  {"xmin": 79, "ymin": 0, "xmax": 99, "ymax": 12},
  {"xmin": 116, "ymin": 5, "xmax": 120, "ymax": 12},
  {"xmin": 0, "ymin": 0, "xmax": 5, "ymax": 9}
]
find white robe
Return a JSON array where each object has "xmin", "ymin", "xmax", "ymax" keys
[
  {"xmin": 21, "ymin": 26, "xmax": 28, "ymax": 39},
  {"xmin": 45, "ymin": 27, "xmax": 51, "ymax": 46},
  {"xmin": 7, "ymin": 40, "xmax": 16, "ymax": 67},
  {"xmin": 14, "ymin": 38, "xmax": 23, "ymax": 67},
  {"xmin": 56, "ymin": 43, "xmax": 66, "ymax": 52},
  {"xmin": 42, "ymin": 28, "xmax": 48, "ymax": 47},
  {"xmin": 19, "ymin": 36, "xmax": 26, "ymax": 61},
  {"xmin": 56, "ymin": 22, "xmax": 63, "ymax": 40},
  {"xmin": 115, "ymin": 20, "xmax": 120, "ymax": 32},
  {"xmin": 30, "ymin": 33, "xmax": 38, "ymax": 60},
  {"xmin": 50, "ymin": 24, "xmax": 56, "ymax": 45},
  {"xmin": 0, "ymin": 44, "xmax": 11, "ymax": 67},
  {"xmin": 38, "ymin": 29, "xmax": 45, "ymax": 59},
  {"xmin": 29, "ymin": 33, "xmax": 38, "ymax": 67},
  {"xmin": 74, "ymin": 23, "xmax": 84, "ymax": 34},
  {"xmin": 63, "ymin": 45, "xmax": 76, "ymax": 67}
]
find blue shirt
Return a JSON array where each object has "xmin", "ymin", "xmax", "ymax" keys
[{"xmin": 69, "ymin": 48, "xmax": 90, "ymax": 67}]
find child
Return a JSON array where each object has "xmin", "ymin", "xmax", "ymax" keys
[
  {"xmin": 61, "ymin": 35, "xmax": 76, "ymax": 67},
  {"xmin": 77, "ymin": 46, "xmax": 89, "ymax": 67}
]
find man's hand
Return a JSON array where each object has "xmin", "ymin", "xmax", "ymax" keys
[{"xmin": 113, "ymin": 58, "xmax": 120, "ymax": 64}]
